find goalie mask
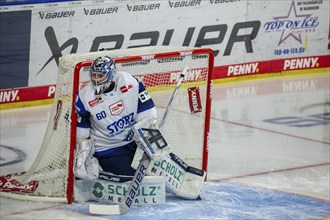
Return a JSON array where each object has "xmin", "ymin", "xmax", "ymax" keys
[{"xmin": 90, "ymin": 56, "xmax": 117, "ymax": 95}]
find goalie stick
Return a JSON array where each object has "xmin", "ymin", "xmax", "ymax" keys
[
  {"xmin": 88, "ymin": 66, "xmax": 188, "ymax": 215},
  {"xmin": 158, "ymin": 66, "xmax": 188, "ymax": 128}
]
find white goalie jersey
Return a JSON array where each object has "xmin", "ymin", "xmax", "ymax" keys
[{"xmin": 75, "ymin": 71, "xmax": 157, "ymax": 154}]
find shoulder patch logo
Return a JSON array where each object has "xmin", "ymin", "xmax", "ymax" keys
[
  {"xmin": 110, "ymin": 100, "xmax": 124, "ymax": 115},
  {"xmin": 139, "ymin": 90, "xmax": 151, "ymax": 103},
  {"xmin": 120, "ymin": 84, "xmax": 134, "ymax": 93}
]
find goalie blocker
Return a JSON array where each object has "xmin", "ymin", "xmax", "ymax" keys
[{"xmin": 132, "ymin": 117, "xmax": 206, "ymax": 200}]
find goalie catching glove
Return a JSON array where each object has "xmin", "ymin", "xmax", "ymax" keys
[{"xmin": 74, "ymin": 139, "xmax": 99, "ymax": 180}]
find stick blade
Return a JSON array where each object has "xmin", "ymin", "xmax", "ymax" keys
[{"xmin": 89, "ymin": 204, "xmax": 128, "ymax": 215}]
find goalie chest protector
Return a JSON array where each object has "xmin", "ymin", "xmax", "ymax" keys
[{"xmin": 76, "ymin": 71, "xmax": 155, "ymax": 151}]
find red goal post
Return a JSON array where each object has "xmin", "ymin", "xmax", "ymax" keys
[{"xmin": 0, "ymin": 47, "xmax": 214, "ymax": 204}]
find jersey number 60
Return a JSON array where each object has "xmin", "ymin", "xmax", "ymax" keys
[{"xmin": 96, "ymin": 111, "xmax": 107, "ymax": 120}]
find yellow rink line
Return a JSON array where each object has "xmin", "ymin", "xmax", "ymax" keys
[
  {"xmin": 213, "ymin": 67, "xmax": 330, "ymax": 85},
  {"xmin": 0, "ymin": 98, "xmax": 54, "ymax": 111}
]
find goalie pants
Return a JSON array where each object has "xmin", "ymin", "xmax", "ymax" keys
[{"xmin": 94, "ymin": 141, "xmax": 137, "ymax": 176}]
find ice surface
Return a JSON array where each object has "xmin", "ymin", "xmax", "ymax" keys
[{"xmin": 1, "ymin": 72, "xmax": 329, "ymax": 219}]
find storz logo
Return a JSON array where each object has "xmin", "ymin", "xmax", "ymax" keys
[{"xmin": 107, "ymin": 112, "xmax": 135, "ymax": 136}]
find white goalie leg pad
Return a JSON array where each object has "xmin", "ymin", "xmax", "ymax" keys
[
  {"xmin": 147, "ymin": 153, "xmax": 206, "ymax": 200},
  {"xmin": 133, "ymin": 117, "xmax": 170, "ymax": 162},
  {"xmin": 176, "ymin": 166, "xmax": 206, "ymax": 199},
  {"xmin": 75, "ymin": 171, "xmax": 166, "ymax": 205},
  {"xmin": 74, "ymin": 139, "xmax": 99, "ymax": 180}
]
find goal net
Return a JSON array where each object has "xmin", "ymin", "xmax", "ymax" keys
[{"xmin": 0, "ymin": 46, "xmax": 214, "ymax": 203}]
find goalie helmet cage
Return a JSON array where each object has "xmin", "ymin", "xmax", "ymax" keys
[{"xmin": 0, "ymin": 46, "xmax": 214, "ymax": 204}]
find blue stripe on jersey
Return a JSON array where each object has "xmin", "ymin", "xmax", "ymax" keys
[
  {"xmin": 75, "ymin": 94, "xmax": 87, "ymax": 114},
  {"xmin": 77, "ymin": 117, "xmax": 91, "ymax": 128},
  {"xmin": 137, "ymin": 81, "xmax": 155, "ymax": 113},
  {"xmin": 75, "ymin": 94, "xmax": 91, "ymax": 128},
  {"xmin": 137, "ymin": 99, "xmax": 155, "ymax": 113}
]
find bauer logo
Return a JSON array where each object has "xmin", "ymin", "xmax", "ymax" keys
[
  {"xmin": 210, "ymin": 0, "xmax": 241, "ymax": 4},
  {"xmin": 126, "ymin": 3, "xmax": 160, "ymax": 12},
  {"xmin": 125, "ymin": 163, "xmax": 147, "ymax": 207},
  {"xmin": 188, "ymin": 87, "xmax": 202, "ymax": 113},
  {"xmin": 168, "ymin": 0, "xmax": 201, "ymax": 8},
  {"xmin": 39, "ymin": 21, "xmax": 260, "ymax": 75},
  {"xmin": 39, "ymin": 11, "xmax": 75, "ymax": 19},
  {"xmin": 83, "ymin": 7, "xmax": 118, "ymax": 16}
]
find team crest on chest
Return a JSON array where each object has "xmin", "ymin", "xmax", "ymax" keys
[
  {"xmin": 110, "ymin": 100, "xmax": 124, "ymax": 115},
  {"xmin": 120, "ymin": 84, "xmax": 134, "ymax": 93}
]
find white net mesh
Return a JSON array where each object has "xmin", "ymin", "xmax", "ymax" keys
[{"xmin": 0, "ymin": 46, "xmax": 213, "ymax": 203}]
